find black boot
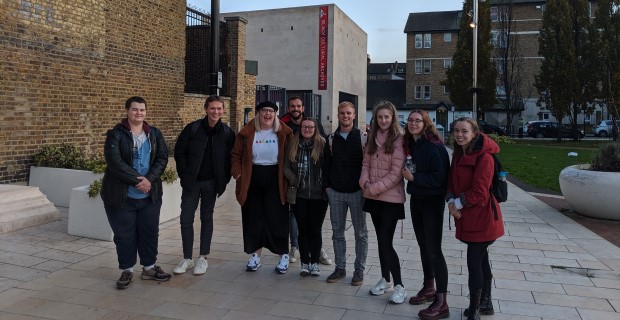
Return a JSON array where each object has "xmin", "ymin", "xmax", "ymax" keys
[
  {"xmin": 466, "ymin": 289, "xmax": 482, "ymax": 320},
  {"xmin": 464, "ymin": 279, "xmax": 494, "ymax": 316}
]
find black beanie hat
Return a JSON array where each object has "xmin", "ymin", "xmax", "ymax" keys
[{"xmin": 255, "ymin": 100, "xmax": 278, "ymax": 113}]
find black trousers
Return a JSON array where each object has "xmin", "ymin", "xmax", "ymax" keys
[
  {"xmin": 105, "ymin": 197, "xmax": 161, "ymax": 270},
  {"xmin": 293, "ymin": 198, "xmax": 328, "ymax": 264},
  {"xmin": 241, "ymin": 165, "xmax": 289, "ymax": 255},
  {"xmin": 179, "ymin": 179, "xmax": 217, "ymax": 259},
  {"xmin": 411, "ymin": 194, "xmax": 449, "ymax": 292},
  {"xmin": 465, "ymin": 241, "xmax": 494, "ymax": 291}
]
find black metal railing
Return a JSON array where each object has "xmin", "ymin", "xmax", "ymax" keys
[{"xmin": 186, "ymin": 7, "xmax": 210, "ymax": 26}]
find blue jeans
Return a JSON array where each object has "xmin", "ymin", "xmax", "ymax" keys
[
  {"xmin": 105, "ymin": 197, "xmax": 161, "ymax": 269},
  {"xmin": 326, "ymin": 188, "xmax": 367, "ymax": 271},
  {"xmin": 289, "ymin": 206, "xmax": 299, "ymax": 248},
  {"xmin": 179, "ymin": 179, "xmax": 217, "ymax": 259}
]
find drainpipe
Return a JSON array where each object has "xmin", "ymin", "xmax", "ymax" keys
[{"xmin": 210, "ymin": 0, "xmax": 220, "ymax": 95}]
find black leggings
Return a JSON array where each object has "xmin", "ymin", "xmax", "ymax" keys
[
  {"xmin": 370, "ymin": 212, "xmax": 402, "ymax": 286},
  {"xmin": 411, "ymin": 194, "xmax": 449, "ymax": 292},
  {"xmin": 466, "ymin": 241, "xmax": 494, "ymax": 291},
  {"xmin": 293, "ymin": 198, "xmax": 328, "ymax": 264}
]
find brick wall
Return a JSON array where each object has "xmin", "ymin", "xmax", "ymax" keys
[{"xmin": 0, "ymin": 0, "xmax": 186, "ymax": 182}]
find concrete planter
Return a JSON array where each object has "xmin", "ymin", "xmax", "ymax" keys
[
  {"xmin": 29, "ymin": 166, "xmax": 103, "ymax": 207},
  {"xmin": 559, "ymin": 164, "xmax": 620, "ymax": 220},
  {"xmin": 67, "ymin": 180, "xmax": 182, "ymax": 241}
]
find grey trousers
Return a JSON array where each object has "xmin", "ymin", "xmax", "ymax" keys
[{"xmin": 326, "ymin": 188, "xmax": 368, "ymax": 271}]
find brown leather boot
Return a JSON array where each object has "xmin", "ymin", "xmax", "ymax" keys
[
  {"xmin": 408, "ymin": 278, "xmax": 436, "ymax": 305},
  {"xmin": 418, "ymin": 292, "xmax": 450, "ymax": 320}
]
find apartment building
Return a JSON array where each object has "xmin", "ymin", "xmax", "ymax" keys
[{"xmin": 404, "ymin": 0, "xmax": 606, "ymax": 131}]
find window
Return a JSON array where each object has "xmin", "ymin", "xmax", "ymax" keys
[
  {"xmin": 415, "ymin": 34, "xmax": 422, "ymax": 48},
  {"xmin": 543, "ymin": 113, "xmax": 550, "ymax": 120},
  {"xmin": 415, "ymin": 60, "xmax": 422, "ymax": 74},
  {"xmin": 443, "ymin": 86, "xmax": 450, "ymax": 95},
  {"xmin": 443, "ymin": 58, "xmax": 452, "ymax": 69},
  {"xmin": 491, "ymin": 30, "xmax": 507, "ymax": 48},
  {"xmin": 496, "ymin": 59, "xmax": 504, "ymax": 75},
  {"xmin": 444, "ymin": 33, "xmax": 451, "ymax": 42},
  {"xmin": 424, "ymin": 33, "xmax": 431, "ymax": 48},
  {"xmin": 491, "ymin": 6, "xmax": 507, "ymax": 22},
  {"xmin": 415, "ymin": 85, "xmax": 431, "ymax": 100},
  {"xmin": 423, "ymin": 59, "xmax": 431, "ymax": 73}
]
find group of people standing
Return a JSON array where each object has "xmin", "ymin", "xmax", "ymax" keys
[{"xmin": 101, "ymin": 95, "xmax": 504, "ymax": 320}]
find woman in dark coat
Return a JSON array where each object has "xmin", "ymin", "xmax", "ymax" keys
[
  {"xmin": 447, "ymin": 118, "xmax": 505, "ymax": 320},
  {"xmin": 402, "ymin": 110, "xmax": 450, "ymax": 319}
]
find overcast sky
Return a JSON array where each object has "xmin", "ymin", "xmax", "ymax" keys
[{"xmin": 189, "ymin": 1, "xmax": 464, "ymax": 63}]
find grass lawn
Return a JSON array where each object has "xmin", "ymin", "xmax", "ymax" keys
[{"xmin": 497, "ymin": 140, "xmax": 603, "ymax": 193}]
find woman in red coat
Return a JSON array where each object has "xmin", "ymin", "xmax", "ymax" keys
[{"xmin": 447, "ymin": 118, "xmax": 504, "ymax": 320}]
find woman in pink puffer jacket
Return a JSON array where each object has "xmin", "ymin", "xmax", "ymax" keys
[{"xmin": 359, "ymin": 101, "xmax": 407, "ymax": 304}]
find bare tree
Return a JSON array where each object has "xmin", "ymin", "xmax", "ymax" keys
[{"xmin": 493, "ymin": 0, "xmax": 525, "ymax": 136}]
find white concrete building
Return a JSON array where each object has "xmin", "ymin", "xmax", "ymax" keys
[{"xmin": 222, "ymin": 4, "xmax": 368, "ymax": 133}]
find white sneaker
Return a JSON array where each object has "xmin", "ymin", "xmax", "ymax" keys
[
  {"xmin": 275, "ymin": 254, "xmax": 289, "ymax": 274},
  {"xmin": 319, "ymin": 249, "xmax": 333, "ymax": 265},
  {"xmin": 300, "ymin": 263, "xmax": 310, "ymax": 276},
  {"xmin": 369, "ymin": 277, "xmax": 394, "ymax": 296},
  {"xmin": 309, "ymin": 263, "xmax": 320, "ymax": 276},
  {"xmin": 389, "ymin": 284, "xmax": 407, "ymax": 304},
  {"xmin": 193, "ymin": 257, "xmax": 208, "ymax": 275},
  {"xmin": 246, "ymin": 253, "xmax": 261, "ymax": 271},
  {"xmin": 173, "ymin": 259, "xmax": 195, "ymax": 274},
  {"xmin": 289, "ymin": 246, "xmax": 300, "ymax": 263}
]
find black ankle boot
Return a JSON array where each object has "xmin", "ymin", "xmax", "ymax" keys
[
  {"xmin": 464, "ymin": 279, "xmax": 494, "ymax": 316},
  {"xmin": 466, "ymin": 289, "xmax": 482, "ymax": 320}
]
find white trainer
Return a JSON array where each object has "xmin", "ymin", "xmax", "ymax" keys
[
  {"xmin": 275, "ymin": 254, "xmax": 289, "ymax": 274},
  {"xmin": 369, "ymin": 277, "xmax": 394, "ymax": 296},
  {"xmin": 289, "ymin": 246, "xmax": 300, "ymax": 263},
  {"xmin": 173, "ymin": 259, "xmax": 195, "ymax": 274},
  {"xmin": 309, "ymin": 263, "xmax": 320, "ymax": 276},
  {"xmin": 389, "ymin": 284, "xmax": 408, "ymax": 304},
  {"xmin": 193, "ymin": 257, "xmax": 208, "ymax": 275},
  {"xmin": 246, "ymin": 253, "xmax": 261, "ymax": 271},
  {"xmin": 300, "ymin": 263, "xmax": 310, "ymax": 276},
  {"xmin": 319, "ymin": 249, "xmax": 333, "ymax": 265}
]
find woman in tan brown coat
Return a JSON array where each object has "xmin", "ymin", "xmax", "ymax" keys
[{"xmin": 231, "ymin": 101, "xmax": 293, "ymax": 274}]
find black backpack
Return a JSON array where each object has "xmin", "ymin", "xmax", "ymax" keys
[{"xmin": 490, "ymin": 154, "xmax": 508, "ymax": 203}]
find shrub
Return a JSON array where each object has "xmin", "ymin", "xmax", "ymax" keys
[
  {"xmin": 88, "ymin": 178, "xmax": 103, "ymax": 198},
  {"xmin": 590, "ymin": 142, "xmax": 620, "ymax": 172},
  {"xmin": 487, "ymin": 133, "xmax": 515, "ymax": 145},
  {"xmin": 34, "ymin": 144, "xmax": 107, "ymax": 172},
  {"xmin": 161, "ymin": 167, "xmax": 178, "ymax": 184},
  {"xmin": 34, "ymin": 144, "xmax": 86, "ymax": 170}
]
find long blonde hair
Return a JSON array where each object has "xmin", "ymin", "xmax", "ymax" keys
[
  {"xmin": 366, "ymin": 101, "xmax": 401, "ymax": 155},
  {"xmin": 288, "ymin": 118, "xmax": 325, "ymax": 164}
]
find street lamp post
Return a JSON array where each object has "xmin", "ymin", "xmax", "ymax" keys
[{"xmin": 471, "ymin": 0, "xmax": 478, "ymax": 121}]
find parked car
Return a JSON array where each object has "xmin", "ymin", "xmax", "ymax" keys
[
  {"xmin": 527, "ymin": 121, "xmax": 585, "ymax": 139},
  {"xmin": 450, "ymin": 119, "xmax": 505, "ymax": 135},
  {"xmin": 594, "ymin": 120, "xmax": 619, "ymax": 137},
  {"xmin": 523, "ymin": 120, "xmax": 545, "ymax": 135}
]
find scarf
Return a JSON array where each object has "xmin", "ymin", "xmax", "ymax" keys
[{"xmin": 296, "ymin": 139, "xmax": 313, "ymax": 190}]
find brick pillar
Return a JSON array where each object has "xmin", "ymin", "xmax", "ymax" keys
[{"xmin": 224, "ymin": 16, "xmax": 254, "ymax": 132}]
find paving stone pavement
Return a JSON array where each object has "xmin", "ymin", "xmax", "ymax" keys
[{"xmin": 0, "ymin": 181, "xmax": 619, "ymax": 320}]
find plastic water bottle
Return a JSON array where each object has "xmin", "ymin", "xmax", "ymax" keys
[
  {"xmin": 499, "ymin": 171, "xmax": 507, "ymax": 181},
  {"xmin": 406, "ymin": 156, "xmax": 415, "ymax": 173}
]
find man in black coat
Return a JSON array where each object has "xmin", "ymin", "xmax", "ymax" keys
[{"xmin": 173, "ymin": 95, "xmax": 235, "ymax": 276}]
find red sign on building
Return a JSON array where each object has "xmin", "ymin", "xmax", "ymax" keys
[{"xmin": 318, "ymin": 6, "xmax": 328, "ymax": 90}]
